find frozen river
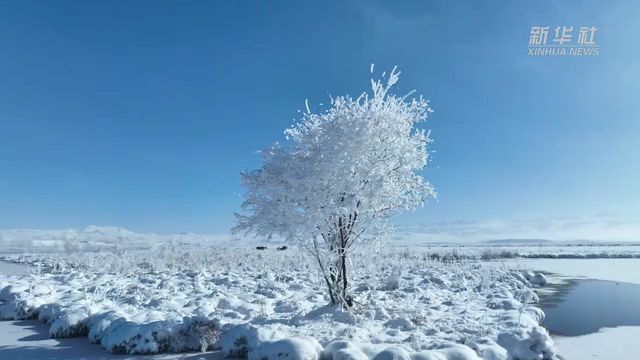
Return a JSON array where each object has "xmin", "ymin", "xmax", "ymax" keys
[
  {"xmin": 513, "ymin": 258, "xmax": 640, "ymax": 360},
  {"xmin": 542, "ymin": 279, "xmax": 640, "ymax": 336}
]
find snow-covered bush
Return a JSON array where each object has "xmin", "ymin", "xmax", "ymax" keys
[
  {"xmin": 250, "ymin": 336, "xmax": 323, "ymax": 360},
  {"xmin": 50, "ymin": 307, "xmax": 90, "ymax": 338},
  {"xmin": 382, "ymin": 266, "xmax": 403, "ymax": 291},
  {"xmin": 496, "ymin": 326, "xmax": 556, "ymax": 360},
  {"xmin": 38, "ymin": 303, "xmax": 64, "ymax": 323},
  {"xmin": 372, "ymin": 346, "xmax": 411, "ymax": 360},
  {"xmin": 531, "ymin": 273, "xmax": 547, "ymax": 286},
  {"xmin": 168, "ymin": 316, "xmax": 222, "ymax": 352},
  {"xmin": 219, "ymin": 323, "xmax": 282, "ymax": 358},
  {"xmin": 99, "ymin": 316, "xmax": 221, "ymax": 354},
  {"xmin": 87, "ymin": 310, "xmax": 123, "ymax": 343},
  {"xmin": 234, "ymin": 67, "xmax": 435, "ymax": 307}
]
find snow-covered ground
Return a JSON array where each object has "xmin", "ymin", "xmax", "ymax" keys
[
  {"xmin": 0, "ymin": 246, "xmax": 556, "ymax": 359},
  {"xmin": 3, "ymin": 227, "xmax": 638, "ymax": 360}
]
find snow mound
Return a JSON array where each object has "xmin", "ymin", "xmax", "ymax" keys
[
  {"xmin": 497, "ymin": 326, "xmax": 556, "ymax": 360},
  {"xmin": 531, "ymin": 273, "xmax": 547, "ymax": 286},
  {"xmin": 219, "ymin": 323, "xmax": 283, "ymax": 358},
  {"xmin": 372, "ymin": 346, "xmax": 411, "ymax": 360},
  {"xmin": 50, "ymin": 307, "xmax": 90, "ymax": 338},
  {"xmin": 38, "ymin": 303, "xmax": 64, "ymax": 323},
  {"xmin": 99, "ymin": 316, "xmax": 221, "ymax": 354},
  {"xmin": 333, "ymin": 347, "xmax": 370, "ymax": 360},
  {"xmin": 521, "ymin": 271, "xmax": 547, "ymax": 286},
  {"xmin": 88, "ymin": 310, "xmax": 123, "ymax": 343},
  {"xmin": 322, "ymin": 340, "xmax": 483, "ymax": 360},
  {"xmin": 250, "ymin": 336, "xmax": 323, "ymax": 360},
  {"xmin": 469, "ymin": 338, "xmax": 508, "ymax": 360}
]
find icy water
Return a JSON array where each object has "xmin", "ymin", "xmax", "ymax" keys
[{"xmin": 541, "ymin": 279, "xmax": 640, "ymax": 336}]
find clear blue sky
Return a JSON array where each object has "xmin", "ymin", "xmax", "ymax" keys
[{"xmin": 1, "ymin": 1, "xmax": 638, "ymax": 238}]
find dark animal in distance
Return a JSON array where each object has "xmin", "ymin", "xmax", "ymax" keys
[
  {"xmin": 256, "ymin": 246, "xmax": 267, "ymax": 250},
  {"xmin": 276, "ymin": 246, "xmax": 288, "ymax": 251}
]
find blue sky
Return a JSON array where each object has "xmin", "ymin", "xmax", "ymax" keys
[{"xmin": 1, "ymin": 1, "xmax": 638, "ymax": 240}]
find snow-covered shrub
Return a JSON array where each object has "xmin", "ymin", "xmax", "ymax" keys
[
  {"xmin": 100, "ymin": 319, "xmax": 169, "ymax": 354},
  {"xmin": 517, "ymin": 290, "xmax": 535, "ymax": 331},
  {"xmin": 385, "ymin": 317, "xmax": 417, "ymax": 331},
  {"xmin": 249, "ymin": 336, "xmax": 323, "ymax": 360},
  {"xmin": 50, "ymin": 307, "xmax": 90, "ymax": 338},
  {"xmin": 0, "ymin": 289, "xmax": 49, "ymax": 320},
  {"xmin": 480, "ymin": 249, "xmax": 519, "ymax": 261},
  {"xmin": 169, "ymin": 316, "xmax": 221, "ymax": 352},
  {"xmin": 219, "ymin": 323, "xmax": 280, "ymax": 358},
  {"xmin": 234, "ymin": 66, "xmax": 435, "ymax": 307},
  {"xmin": 321, "ymin": 339, "xmax": 354, "ymax": 360},
  {"xmin": 524, "ymin": 306, "xmax": 545, "ymax": 324},
  {"xmin": 0, "ymin": 301, "xmax": 20, "ymax": 320},
  {"xmin": 333, "ymin": 347, "xmax": 369, "ymax": 360},
  {"xmin": 411, "ymin": 343, "xmax": 482, "ymax": 360},
  {"xmin": 531, "ymin": 273, "xmax": 547, "ymax": 286},
  {"xmin": 98, "ymin": 316, "xmax": 220, "ymax": 354},
  {"xmin": 38, "ymin": 303, "xmax": 64, "ymax": 323},
  {"xmin": 382, "ymin": 266, "xmax": 403, "ymax": 291},
  {"xmin": 521, "ymin": 271, "xmax": 547, "ymax": 287},
  {"xmin": 87, "ymin": 311, "xmax": 123, "ymax": 343},
  {"xmin": 469, "ymin": 337, "xmax": 508, "ymax": 360},
  {"xmin": 497, "ymin": 326, "xmax": 556, "ymax": 360},
  {"xmin": 7, "ymin": 299, "xmax": 40, "ymax": 320},
  {"xmin": 372, "ymin": 346, "xmax": 412, "ymax": 360}
]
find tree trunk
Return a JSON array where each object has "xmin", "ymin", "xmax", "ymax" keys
[
  {"xmin": 341, "ymin": 247, "xmax": 347, "ymax": 294},
  {"xmin": 315, "ymin": 215, "xmax": 355, "ymax": 308},
  {"xmin": 329, "ymin": 243, "xmax": 351, "ymax": 308}
]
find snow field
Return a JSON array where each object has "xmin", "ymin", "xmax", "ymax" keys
[{"xmin": 0, "ymin": 246, "xmax": 556, "ymax": 359}]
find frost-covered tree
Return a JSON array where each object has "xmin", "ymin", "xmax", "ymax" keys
[{"xmin": 234, "ymin": 67, "xmax": 435, "ymax": 307}]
